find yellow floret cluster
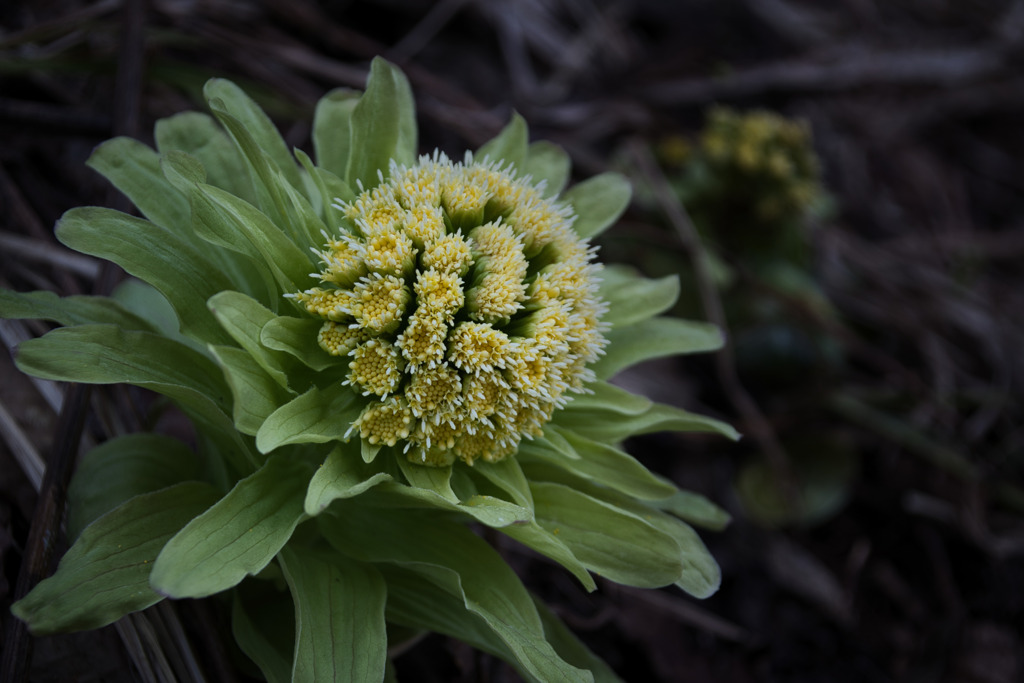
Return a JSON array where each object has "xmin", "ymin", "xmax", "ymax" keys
[
  {"xmin": 293, "ymin": 152, "xmax": 607, "ymax": 466},
  {"xmin": 700, "ymin": 107, "xmax": 821, "ymax": 222}
]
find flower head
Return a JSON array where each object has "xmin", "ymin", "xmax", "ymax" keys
[{"xmin": 298, "ymin": 154, "xmax": 607, "ymax": 465}]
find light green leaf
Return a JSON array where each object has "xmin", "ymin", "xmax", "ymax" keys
[
  {"xmin": 110, "ymin": 279, "xmax": 197, "ymax": 350},
  {"xmin": 256, "ymin": 383, "xmax": 362, "ymax": 453},
  {"xmin": 151, "ymin": 453, "xmax": 313, "ymax": 598},
  {"xmin": 261, "ymin": 315, "xmax": 337, "ymax": 371},
  {"xmin": 16, "ymin": 324, "xmax": 230, "ymax": 419},
  {"xmin": 593, "ymin": 317, "xmax": 723, "ymax": 379},
  {"xmin": 527, "ymin": 470, "xmax": 722, "ymax": 598},
  {"xmin": 208, "ymin": 291, "xmax": 291, "ymax": 387},
  {"xmin": 232, "ymin": 584, "xmax": 295, "ymax": 683},
  {"xmin": 158, "ymin": 151, "xmax": 274, "ymax": 304},
  {"xmin": 501, "ymin": 521, "xmax": 595, "ymax": 591},
  {"xmin": 531, "ymin": 481, "xmax": 683, "ymax": 588},
  {"xmin": 210, "ymin": 345, "xmax": 293, "ymax": 435},
  {"xmin": 305, "ymin": 442, "xmax": 393, "ymax": 516},
  {"xmin": 155, "ymin": 110, "xmax": 254, "ymax": 202},
  {"xmin": 523, "ymin": 141, "xmax": 571, "ymax": 198},
  {"xmin": 295, "ymin": 148, "xmax": 348, "ymax": 230},
  {"xmin": 57, "ymin": 207, "xmax": 234, "ymax": 344},
  {"xmin": 203, "ymin": 78, "xmax": 303, "ymax": 192},
  {"xmin": 397, "ymin": 459, "xmax": 459, "ymax": 504},
  {"xmin": 313, "ymin": 87, "xmax": 362, "ymax": 179},
  {"xmin": 520, "ymin": 427, "xmax": 678, "ymax": 501},
  {"xmin": 87, "ymin": 137, "xmax": 190, "ymax": 234},
  {"xmin": 346, "ymin": 57, "xmax": 417, "ymax": 190},
  {"xmin": 189, "ymin": 181, "xmax": 313, "ymax": 296},
  {"xmin": 598, "ymin": 265, "xmax": 680, "ymax": 328},
  {"xmin": 652, "ymin": 490, "xmax": 731, "ymax": 532},
  {"xmin": 11, "ymin": 482, "xmax": 219, "ymax": 635},
  {"xmin": 477, "ymin": 113, "xmax": 528, "ymax": 173},
  {"xmin": 564, "ymin": 380, "xmax": 652, "ymax": 416},
  {"xmin": 205, "ymin": 100, "xmax": 325, "ymax": 254},
  {"xmin": 0, "ymin": 288, "xmax": 155, "ymax": 332},
  {"xmin": 366, "ymin": 478, "xmax": 533, "ymax": 529},
  {"xmin": 67, "ymin": 433, "xmax": 201, "ymax": 541},
  {"xmin": 361, "ymin": 439, "xmax": 382, "ymax": 464},
  {"xmin": 563, "ymin": 173, "xmax": 631, "ymax": 239},
  {"xmin": 280, "ymin": 547, "xmax": 388, "ymax": 683},
  {"xmin": 470, "ymin": 457, "xmax": 534, "ymax": 508},
  {"xmin": 555, "ymin": 400, "xmax": 739, "ymax": 443},
  {"xmin": 636, "ymin": 508, "xmax": 721, "ymax": 599},
  {"xmin": 320, "ymin": 507, "xmax": 591, "ymax": 683},
  {"xmin": 379, "ymin": 565, "xmax": 527, "ymax": 675}
]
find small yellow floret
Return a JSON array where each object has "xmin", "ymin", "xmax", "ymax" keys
[
  {"xmin": 406, "ymin": 364, "xmax": 463, "ymax": 421},
  {"xmin": 447, "ymin": 322, "xmax": 512, "ymax": 374},
  {"xmin": 347, "ymin": 338, "xmax": 405, "ymax": 397},
  {"xmin": 318, "ymin": 322, "xmax": 369, "ymax": 357},
  {"xmin": 356, "ymin": 397, "xmax": 413, "ymax": 447},
  {"xmin": 363, "ymin": 226, "xmax": 416, "ymax": 277},
  {"xmin": 421, "ymin": 233, "xmax": 473, "ymax": 276},
  {"xmin": 349, "ymin": 274, "xmax": 410, "ymax": 334},
  {"xmin": 413, "ymin": 269, "xmax": 465, "ymax": 323},
  {"xmin": 295, "ymin": 287, "xmax": 352, "ymax": 322}
]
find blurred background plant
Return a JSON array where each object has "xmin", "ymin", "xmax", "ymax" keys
[{"xmin": 2, "ymin": 1, "xmax": 1024, "ymax": 681}]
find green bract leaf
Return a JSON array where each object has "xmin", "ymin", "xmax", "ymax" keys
[
  {"xmin": 500, "ymin": 521, "xmax": 596, "ymax": 591},
  {"xmin": 206, "ymin": 99, "xmax": 324, "ymax": 254},
  {"xmin": 203, "ymin": 78, "xmax": 303, "ymax": 192},
  {"xmin": 155, "ymin": 110, "xmax": 254, "ymax": 203},
  {"xmin": 530, "ymin": 482, "xmax": 683, "ymax": 589},
  {"xmin": 593, "ymin": 317, "xmax": 723, "ymax": 379},
  {"xmin": 380, "ymin": 565, "xmax": 526, "ymax": 674},
  {"xmin": 598, "ymin": 265, "xmax": 680, "ymax": 328},
  {"xmin": 208, "ymin": 291, "xmax": 292, "ymax": 387},
  {"xmin": 556, "ymin": 400, "xmax": 740, "ymax": 443},
  {"xmin": 653, "ymin": 490, "xmax": 732, "ymax": 532},
  {"xmin": 57, "ymin": 207, "xmax": 234, "ymax": 344},
  {"xmin": 564, "ymin": 380, "xmax": 652, "ymax": 416},
  {"xmin": 295, "ymin": 148, "xmax": 350, "ymax": 230},
  {"xmin": 563, "ymin": 173, "xmax": 631, "ymax": 239},
  {"xmin": 67, "ymin": 433, "xmax": 201, "ymax": 541},
  {"xmin": 256, "ymin": 383, "xmax": 362, "ymax": 453},
  {"xmin": 364, "ymin": 477, "xmax": 534, "ymax": 529},
  {"xmin": 111, "ymin": 279, "xmax": 199, "ymax": 350},
  {"xmin": 346, "ymin": 57, "xmax": 417, "ymax": 189},
  {"xmin": 87, "ymin": 137, "xmax": 191, "ymax": 234},
  {"xmin": 189, "ymin": 180, "xmax": 314, "ymax": 296},
  {"xmin": 478, "ymin": 113, "xmax": 528, "ymax": 173},
  {"xmin": 210, "ymin": 345, "xmax": 293, "ymax": 435},
  {"xmin": 11, "ymin": 482, "xmax": 218, "ymax": 635},
  {"xmin": 0, "ymin": 288, "xmax": 155, "ymax": 332},
  {"xmin": 305, "ymin": 442, "xmax": 393, "ymax": 516},
  {"xmin": 16, "ymin": 324, "xmax": 230, "ymax": 419},
  {"xmin": 314, "ymin": 88, "xmax": 361, "ymax": 180},
  {"xmin": 397, "ymin": 459, "xmax": 459, "ymax": 504},
  {"xmin": 527, "ymin": 468, "xmax": 721, "ymax": 598},
  {"xmin": 623, "ymin": 502, "xmax": 721, "ymax": 599},
  {"xmin": 523, "ymin": 141, "xmax": 571, "ymax": 198},
  {"xmin": 320, "ymin": 507, "xmax": 590, "ymax": 683},
  {"xmin": 520, "ymin": 427, "xmax": 678, "ymax": 501},
  {"xmin": 151, "ymin": 453, "xmax": 313, "ymax": 598},
  {"xmin": 280, "ymin": 547, "xmax": 388, "ymax": 683},
  {"xmin": 261, "ymin": 315, "xmax": 336, "ymax": 371}
]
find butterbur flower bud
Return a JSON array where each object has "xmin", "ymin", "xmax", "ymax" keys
[{"xmin": 2, "ymin": 57, "xmax": 739, "ymax": 682}]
